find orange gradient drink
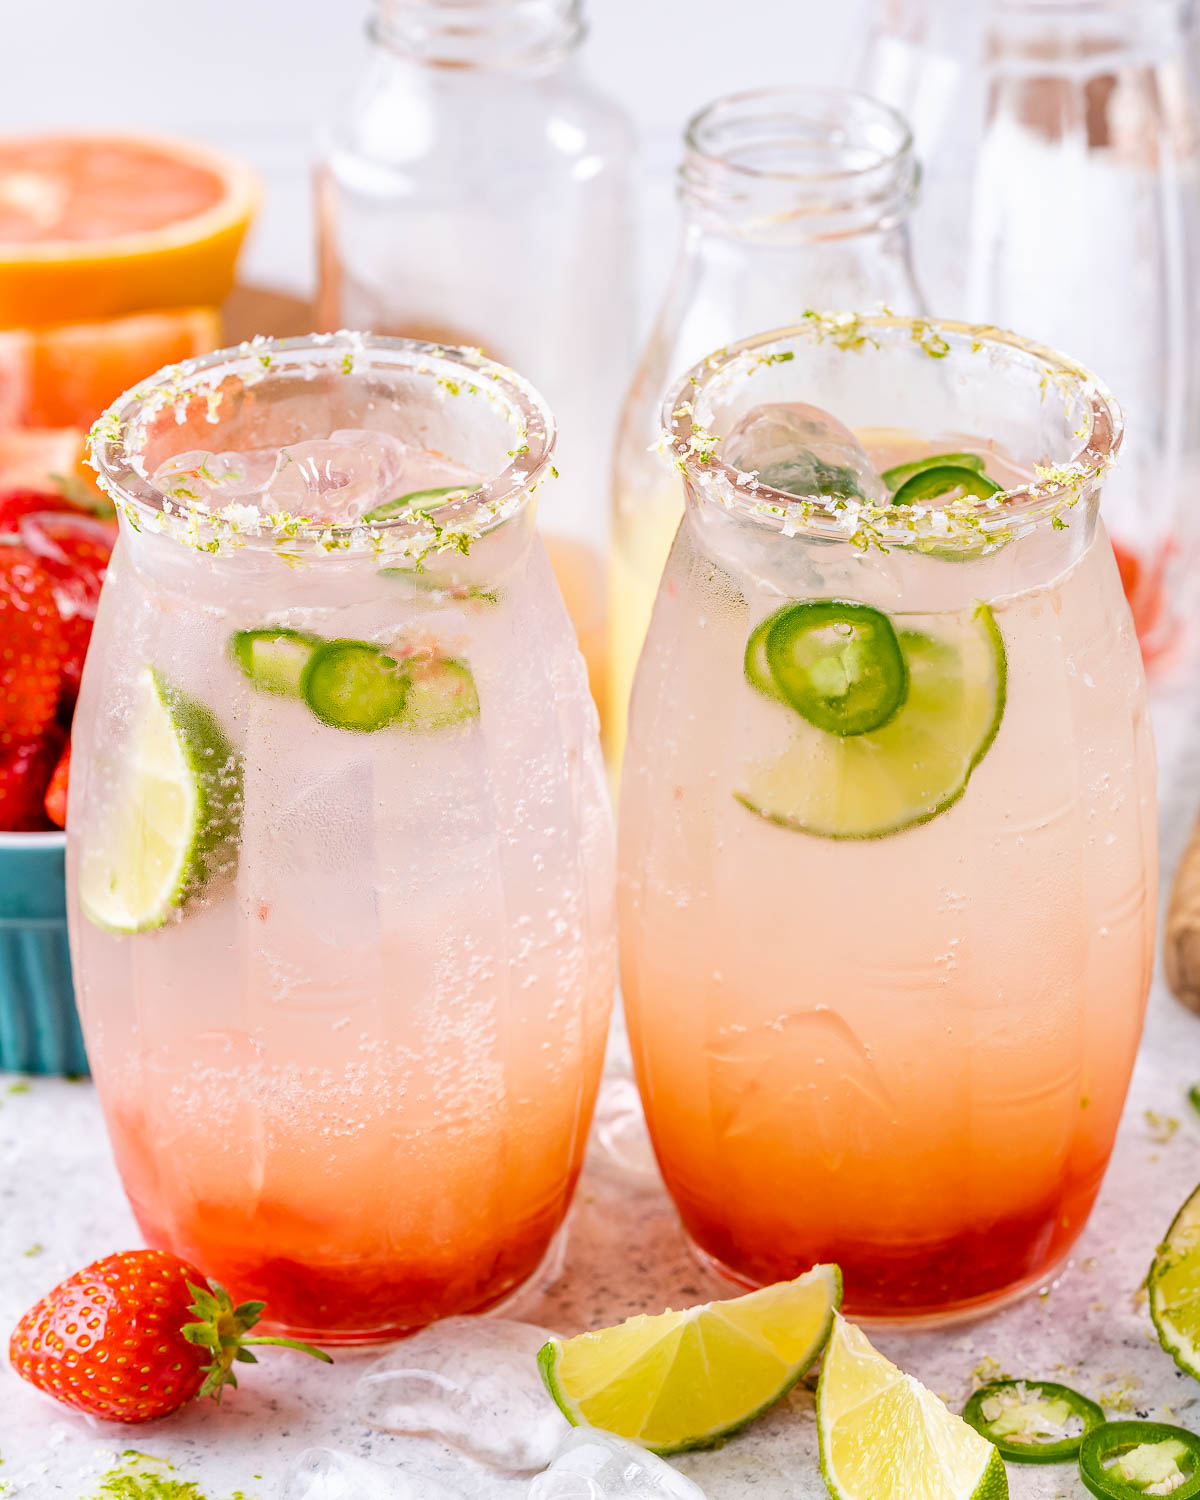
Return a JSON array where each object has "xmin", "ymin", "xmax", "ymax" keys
[
  {"xmin": 620, "ymin": 317, "xmax": 1156, "ymax": 1322},
  {"xmin": 71, "ymin": 336, "xmax": 615, "ymax": 1342}
]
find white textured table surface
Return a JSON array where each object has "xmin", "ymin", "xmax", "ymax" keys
[{"xmin": 3, "ymin": 673, "xmax": 1200, "ymax": 1500}]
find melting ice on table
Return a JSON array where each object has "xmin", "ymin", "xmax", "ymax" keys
[
  {"xmin": 723, "ymin": 402, "xmax": 888, "ymax": 503},
  {"xmin": 529, "ymin": 1429, "xmax": 708, "ymax": 1499},
  {"xmin": 353, "ymin": 1317, "xmax": 570, "ymax": 1475},
  {"xmin": 280, "ymin": 1446, "xmax": 481, "ymax": 1499}
]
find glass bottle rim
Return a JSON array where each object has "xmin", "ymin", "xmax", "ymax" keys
[
  {"xmin": 661, "ymin": 314, "xmax": 1124, "ymax": 552},
  {"xmin": 88, "ymin": 332, "xmax": 556, "ymax": 560},
  {"xmin": 683, "ymin": 86, "xmax": 915, "ymax": 187}
]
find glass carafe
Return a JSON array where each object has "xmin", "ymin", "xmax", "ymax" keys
[
  {"xmin": 621, "ymin": 316, "xmax": 1155, "ymax": 1322},
  {"xmin": 608, "ymin": 87, "xmax": 924, "ymax": 765},
  {"xmin": 73, "ymin": 335, "xmax": 615, "ymax": 1343},
  {"xmin": 858, "ymin": 0, "xmax": 1200, "ymax": 663},
  {"xmin": 316, "ymin": 0, "xmax": 635, "ymax": 718}
]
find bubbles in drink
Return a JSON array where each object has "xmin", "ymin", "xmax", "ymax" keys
[
  {"xmin": 149, "ymin": 428, "xmax": 481, "ymax": 524},
  {"xmin": 724, "ymin": 402, "xmax": 888, "ymax": 503}
]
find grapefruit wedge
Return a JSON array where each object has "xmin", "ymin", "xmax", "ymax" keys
[
  {"xmin": 0, "ymin": 134, "xmax": 257, "ymax": 326},
  {"xmin": 0, "ymin": 307, "xmax": 221, "ymax": 427}
]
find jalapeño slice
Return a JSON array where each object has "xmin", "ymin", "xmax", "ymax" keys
[
  {"xmin": 964, "ymin": 1380, "xmax": 1104, "ymax": 1464},
  {"xmin": 301, "ymin": 640, "xmax": 408, "ymax": 732},
  {"xmin": 229, "ymin": 627, "xmax": 318, "ymax": 697},
  {"xmin": 882, "ymin": 452, "xmax": 987, "ymax": 491},
  {"xmin": 892, "ymin": 465, "xmax": 1003, "ymax": 507},
  {"xmin": 744, "ymin": 615, "xmax": 787, "ymax": 702},
  {"xmin": 400, "ymin": 656, "xmax": 480, "ymax": 731},
  {"xmin": 763, "ymin": 600, "xmax": 908, "ymax": 737},
  {"xmin": 1079, "ymin": 1421, "xmax": 1200, "ymax": 1499}
]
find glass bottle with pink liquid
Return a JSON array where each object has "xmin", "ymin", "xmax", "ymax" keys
[
  {"xmin": 620, "ymin": 315, "xmax": 1156, "ymax": 1323},
  {"xmin": 71, "ymin": 334, "xmax": 615, "ymax": 1342}
]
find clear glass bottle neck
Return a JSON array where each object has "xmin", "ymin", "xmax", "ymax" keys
[
  {"xmin": 372, "ymin": 0, "xmax": 584, "ymax": 70},
  {"xmin": 678, "ymin": 88, "xmax": 920, "ymax": 246},
  {"xmin": 985, "ymin": 0, "xmax": 1191, "ymax": 64}
]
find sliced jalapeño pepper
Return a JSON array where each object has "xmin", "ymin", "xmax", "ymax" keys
[
  {"xmin": 881, "ymin": 451, "xmax": 987, "ymax": 491},
  {"xmin": 963, "ymin": 1379, "xmax": 1103, "ymax": 1464},
  {"xmin": 891, "ymin": 464, "xmax": 1002, "ymax": 508},
  {"xmin": 363, "ymin": 485, "xmax": 477, "ymax": 523},
  {"xmin": 762, "ymin": 599, "xmax": 908, "ymax": 737},
  {"xmin": 1079, "ymin": 1420, "xmax": 1200, "ymax": 1498},
  {"xmin": 301, "ymin": 639, "xmax": 408, "ymax": 732}
]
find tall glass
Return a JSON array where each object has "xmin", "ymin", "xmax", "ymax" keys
[
  {"xmin": 620, "ymin": 316, "xmax": 1156, "ymax": 1323},
  {"xmin": 609, "ymin": 87, "xmax": 924, "ymax": 767},
  {"xmin": 72, "ymin": 335, "xmax": 615, "ymax": 1343},
  {"xmin": 317, "ymin": 0, "xmax": 636, "ymax": 718}
]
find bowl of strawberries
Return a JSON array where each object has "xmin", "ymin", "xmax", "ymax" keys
[{"xmin": 0, "ymin": 481, "xmax": 115, "ymax": 1074}]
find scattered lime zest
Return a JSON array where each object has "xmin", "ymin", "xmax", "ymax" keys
[
  {"xmin": 538, "ymin": 1264, "xmax": 841, "ymax": 1456},
  {"xmin": 963, "ymin": 1379, "xmax": 1103, "ymax": 1464}
]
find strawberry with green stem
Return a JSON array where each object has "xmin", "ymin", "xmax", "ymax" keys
[{"xmin": 10, "ymin": 1249, "xmax": 332, "ymax": 1423}]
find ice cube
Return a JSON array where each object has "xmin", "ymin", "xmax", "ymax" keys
[
  {"xmin": 724, "ymin": 402, "xmax": 887, "ymax": 503},
  {"xmin": 528, "ymin": 1429, "xmax": 708, "ymax": 1500},
  {"xmin": 353, "ymin": 1317, "xmax": 570, "ymax": 1476},
  {"xmin": 280, "ymin": 1448, "xmax": 481, "ymax": 1500},
  {"xmin": 152, "ymin": 446, "xmax": 279, "ymax": 508}
]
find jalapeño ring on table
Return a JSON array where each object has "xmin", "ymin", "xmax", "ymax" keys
[
  {"xmin": 1078, "ymin": 1420, "xmax": 1200, "ymax": 1499},
  {"xmin": 962, "ymin": 1379, "xmax": 1104, "ymax": 1464}
]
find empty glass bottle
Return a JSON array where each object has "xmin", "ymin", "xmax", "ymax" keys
[
  {"xmin": 858, "ymin": 0, "xmax": 1200, "ymax": 663},
  {"xmin": 607, "ymin": 87, "xmax": 925, "ymax": 765},
  {"xmin": 317, "ymin": 0, "xmax": 635, "ymax": 715}
]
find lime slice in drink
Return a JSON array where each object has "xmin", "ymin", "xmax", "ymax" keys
[
  {"xmin": 538, "ymin": 1263, "xmax": 840, "ymax": 1456},
  {"xmin": 400, "ymin": 656, "xmax": 480, "ymax": 731},
  {"xmin": 881, "ymin": 452, "xmax": 987, "ymax": 492},
  {"xmin": 818, "ymin": 1316, "xmax": 1008, "ymax": 1500},
  {"xmin": 738, "ymin": 603, "xmax": 1005, "ymax": 840},
  {"xmin": 301, "ymin": 639, "xmax": 408, "ymax": 732},
  {"xmin": 80, "ymin": 668, "xmax": 243, "ymax": 934},
  {"xmin": 1148, "ymin": 1182, "xmax": 1200, "ymax": 1381},
  {"xmin": 229, "ymin": 627, "xmax": 318, "ymax": 696}
]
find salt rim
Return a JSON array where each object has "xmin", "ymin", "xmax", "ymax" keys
[
  {"xmin": 660, "ymin": 311, "xmax": 1124, "ymax": 556},
  {"xmin": 86, "ymin": 331, "xmax": 556, "ymax": 566}
]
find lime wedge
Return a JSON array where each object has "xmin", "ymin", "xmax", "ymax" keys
[
  {"xmin": 818, "ymin": 1316, "xmax": 1008, "ymax": 1500},
  {"xmin": 1148, "ymin": 1182, "xmax": 1200, "ymax": 1381},
  {"xmin": 80, "ymin": 668, "xmax": 242, "ymax": 934},
  {"xmin": 537, "ymin": 1264, "xmax": 840, "ymax": 1456},
  {"xmin": 737, "ymin": 603, "xmax": 1005, "ymax": 840}
]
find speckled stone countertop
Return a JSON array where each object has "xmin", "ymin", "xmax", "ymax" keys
[{"xmin": 4, "ymin": 674, "xmax": 1200, "ymax": 1500}]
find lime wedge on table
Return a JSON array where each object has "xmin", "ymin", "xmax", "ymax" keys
[
  {"xmin": 818, "ymin": 1316, "xmax": 1008, "ymax": 1500},
  {"xmin": 1149, "ymin": 1181, "xmax": 1200, "ymax": 1380},
  {"xmin": 738, "ymin": 603, "xmax": 1005, "ymax": 840},
  {"xmin": 80, "ymin": 668, "xmax": 242, "ymax": 934},
  {"xmin": 538, "ymin": 1264, "xmax": 840, "ymax": 1455}
]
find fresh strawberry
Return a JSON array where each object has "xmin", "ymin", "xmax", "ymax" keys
[
  {"xmin": 18, "ymin": 512, "xmax": 115, "ymax": 709},
  {"xmin": 0, "ymin": 541, "xmax": 63, "ymax": 738},
  {"xmin": 0, "ymin": 487, "xmax": 77, "ymax": 533},
  {"xmin": 43, "ymin": 737, "xmax": 70, "ymax": 828},
  {"xmin": 0, "ymin": 728, "xmax": 63, "ymax": 832},
  {"xmin": 9, "ymin": 1249, "xmax": 331, "ymax": 1424}
]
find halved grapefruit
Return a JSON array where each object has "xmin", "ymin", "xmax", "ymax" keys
[
  {"xmin": 0, "ymin": 134, "xmax": 257, "ymax": 326},
  {"xmin": 0, "ymin": 306, "xmax": 221, "ymax": 427}
]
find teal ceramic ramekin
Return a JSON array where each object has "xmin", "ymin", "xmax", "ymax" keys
[{"xmin": 0, "ymin": 832, "xmax": 88, "ymax": 1075}]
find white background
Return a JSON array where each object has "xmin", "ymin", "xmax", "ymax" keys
[{"xmin": 0, "ymin": 0, "xmax": 867, "ymax": 314}]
